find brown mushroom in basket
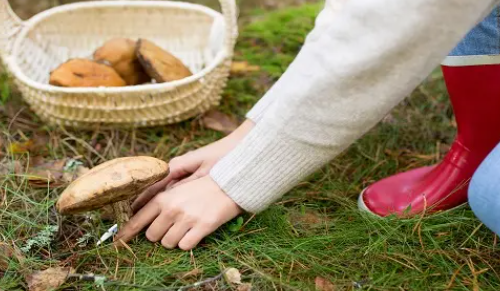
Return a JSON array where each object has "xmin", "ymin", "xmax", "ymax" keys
[
  {"xmin": 94, "ymin": 38, "xmax": 150, "ymax": 85},
  {"xmin": 49, "ymin": 59, "xmax": 126, "ymax": 87},
  {"xmin": 56, "ymin": 156, "xmax": 169, "ymax": 224},
  {"xmin": 136, "ymin": 39, "xmax": 193, "ymax": 83}
]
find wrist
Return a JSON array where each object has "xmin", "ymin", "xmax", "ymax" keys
[{"xmin": 224, "ymin": 119, "xmax": 255, "ymax": 144}]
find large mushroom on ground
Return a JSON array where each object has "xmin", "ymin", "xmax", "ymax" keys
[{"xmin": 56, "ymin": 156, "xmax": 169, "ymax": 224}]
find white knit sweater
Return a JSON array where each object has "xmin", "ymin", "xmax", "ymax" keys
[{"xmin": 210, "ymin": 0, "xmax": 499, "ymax": 213}]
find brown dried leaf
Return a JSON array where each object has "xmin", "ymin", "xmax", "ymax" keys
[
  {"xmin": 0, "ymin": 160, "xmax": 23, "ymax": 176},
  {"xmin": 315, "ymin": 276, "xmax": 336, "ymax": 291},
  {"xmin": 0, "ymin": 242, "xmax": 25, "ymax": 271},
  {"xmin": 26, "ymin": 267, "xmax": 74, "ymax": 291},
  {"xmin": 291, "ymin": 211, "xmax": 322, "ymax": 225},
  {"xmin": 8, "ymin": 140, "xmax": 34, "ymax": 154},
  {"xmin": 26, "ymin": 159, "xmax": 67, "ymax": 182},
  {"xmin": 224, "ymin": 268, "xmax": 242, "ymax": 285},
  {"xmin": 237, "ymin": 283, "xmax": 253, "ymax": 291},
  {"xmin": 75, "ymin": 165, "xmax": 90, "ymax": 177},
  {"xmin": 62, "ymin": 165, "xmax": 90, "ymax": 183},
  {"xmin": 175, "ymin": 268, "xmax": 202, "ymax": 280},
  {"xmin": 230, "ymin": 61, "xmax": 260, "ymax": 75},
  {"xmin": 201, "ymin": 110, "xmax": 239, "ymax": 135}
]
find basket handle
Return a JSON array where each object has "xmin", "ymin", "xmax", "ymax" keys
[
  {"xmin": 217, "ymin": 0, "xmax": 239, "ymax": 55},
  {"xmin": 104, "ymin": 0, "xmax": 239, "ymax": 55},
  {"xmin": 0, "ymin": 0, "xmax": 24, "ymax": 58}
]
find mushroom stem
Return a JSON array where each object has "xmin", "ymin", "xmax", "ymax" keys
[{"xmin": 112, "ymin": 200, "xmax": 132, "ymax": 225}]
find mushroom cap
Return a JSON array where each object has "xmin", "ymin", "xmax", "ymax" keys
[
  {"xmin": 56, "ymin": 156, "xmax": 169, "ymax": 215},
  {"xmin": 136, "ymin": 39, "xmax": 192, "ymax": 83},
  {"xmin": 93, "ymin": 38, "xmax": 150, "ymax": 86},
  {"xmin": 49, "ymin": 59, "xmax": 126, "ymax": 87},
  {"xmin": 94, "ymin": 38, "xmax": 137, "ymax": 66}
]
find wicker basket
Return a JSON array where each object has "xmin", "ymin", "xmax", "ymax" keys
[{"xmin": 0, "ymin": 0, "xmax": 238, "ymax": 129}]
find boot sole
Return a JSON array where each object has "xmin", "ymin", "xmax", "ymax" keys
[
  {"xmin": 357, "ymin": 188, "xmax": 468, "ymax": 218},
  {"xmin": 357, "ymin": 188, "xmax": 382, "ymax": 217}
]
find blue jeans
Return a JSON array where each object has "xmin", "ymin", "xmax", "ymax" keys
[
  {"xmin": 448, "ymin": 7, "xmax": 500, "ymax": 235},
  {"xmin": 469, "ymin": 145, "xmax": 500, "ymax": 236},
  {"xmin": 450, "ymin": 6, "xmax": 500, "ymax": 56}
]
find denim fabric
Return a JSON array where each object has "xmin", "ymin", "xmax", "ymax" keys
[
  {"xmin": 449, "ymin": 6, "xmax": 500, "ymax": 56},
  {"xmin": 469, "ymin": 143, "xmax": 500, "ymax": 236}
]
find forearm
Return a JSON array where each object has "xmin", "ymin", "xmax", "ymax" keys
[{"xmin": 213, "ymin": 0, "xmax": 499, "ymax": 213}]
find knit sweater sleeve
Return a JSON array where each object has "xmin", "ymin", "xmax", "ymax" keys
[{"xmin": 211, "ymin": 0, "xmax": 498, "ymax": 213}]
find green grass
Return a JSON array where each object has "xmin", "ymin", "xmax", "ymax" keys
[{"xmin": 1, "ymin": 3, "xmax": 500, "ymax": 290}]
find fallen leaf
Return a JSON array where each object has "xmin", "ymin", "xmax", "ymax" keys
[
  {"xmin": 75, "ymin": 165, "xmax": 90, "ymax": 177},
  {"xmin": 0, "ymin": 160, "xmax": 22, "ymax": 176},
  {"xmin": 26, "ymin": 267, "xmax": 74, "ymax": 291},
  {"xmin": 62, "ymin": 165, "xmax": 90, "ymax": 183},
  {"xmin": 201, "ymin": 110, "xmax": 239, "ymax": 135},
  {"xmin": 62, "ymin": 172, "xmax": 74, "ymax": 183},
  {"xmin": 175, "ymin": 268, "xmax": 202, "ymax": 280},
  {"xmin": 224, "ymin": 268, "xmax": 242, "ymax": 285},
  {"xmin": 8, "ymin": 140, "xmax": 34, "ymax": 154},
  {"xmin": 228, "ymin": 217, "xmax": 244, "ymax": 232},
  {"xmin": 27, "ymin": 159, "xmax": 66, "ymax": 180},
  {"xmin": 0, "ymin": 242, "xmax": 25, "ymax": 271},
  {"xmin": 237, "ymin": 283, "xmax": 253, "ymax": 291},
  {"xmin": 230, "ymin": 61, "xmax": 260, "ymax": 75},
  {"xmin": 22, "ymin": 159, "xmax": 88, "ymax": 187},
  {"xmin": 290, "ymin": 211, "xmax": 322, "ymax": 225},
  {"xmin": 315, "ymin": 276, "xmax": 336, "ymax": 291}
]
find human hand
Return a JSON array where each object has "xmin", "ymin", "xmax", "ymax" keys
[
  {"xmin": 115, "ymin": 176, "xmax": 242, "ymax": 250},
  {"xmin": 132, "ymin": 119, "xmax": 255, "ymax": 210}
]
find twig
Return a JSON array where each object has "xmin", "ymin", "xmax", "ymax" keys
[
  {"xmin": 7, "ymin": 107, "xmax": 25, "ymax": 133},
  {"xmin": 68, "ymin": 269, "xmax": 229, "ymax": 291}
]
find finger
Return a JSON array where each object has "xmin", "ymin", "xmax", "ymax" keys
[
  {"xmin": 172, "ymin": 170, "xmax": 205, "ymax": 188},
  {"xmin": 115, "ymin": 200, "xmax": 161, "ymax": 244},
  {"xmin": 161, "ymin": 222, "xmax": 191, "ymax": 249},
  {"xmin": 145, "ymin": 214, "xmax": 174, "ymax": 242},
  {"xmin": 132, "ymin": 155, "xmax": 200, "ymax": 212},
  {"xmin": 132, "ymin": 177, "xmax": 172, "ymax": 212},
  {"xmin": 178, "ymin": 224, "xmax": 218, "ymax": 251},
  {"xmin": 168, "ymin": 154, "xmax": 205, "ymax": 180},
  {"xmin": 167, "ymin": 180, "xmax": 178, "ymax": 189}
]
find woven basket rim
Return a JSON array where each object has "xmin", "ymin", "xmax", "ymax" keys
[{"xmin": 7, "ymin": 0, "xmax": 230, "ymax": 94}]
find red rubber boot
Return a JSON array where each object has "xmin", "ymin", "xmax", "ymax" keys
[{"xmin": 359, "ymin": 56, "xmax": 500, "ymax": 217}]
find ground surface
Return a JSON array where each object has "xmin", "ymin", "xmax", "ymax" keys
[{"xmin": 1, "ymin": 2, "xmax": 500, "ymax": 291}]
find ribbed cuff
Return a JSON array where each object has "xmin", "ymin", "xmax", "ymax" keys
[{"xmin": 210, "ymin": 122, "xmax": 331, "ymax": 213}]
